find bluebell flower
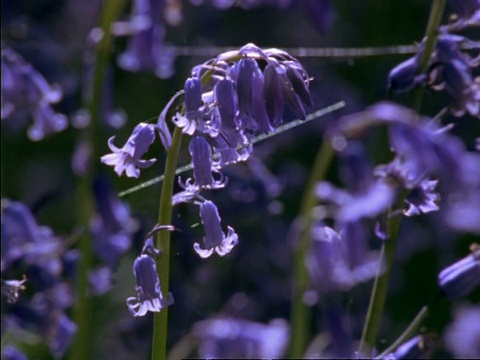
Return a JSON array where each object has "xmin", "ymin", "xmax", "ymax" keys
[
  {"xmin": 88, "ymin": 266, "xmax": 114, "ymax": 296},
  {"xmin": 388, "ymin": 34, "xmax": 480, "ymax": 117},
  {"xmin": 1, "ymin": 201, "xmax": 64, "ymax": 273},
  {"xmin": 192, "ymin": 318, "xmax": 289, "ymax": 358},
  {"xmin": 444, "ymin": 303, "xmax": 480, "ymax": 358},
  {"xmin": 116, "ymin": 0, "xmax": 176, "ymax": 78},
  {"xmin": 101, "ymin": 122, "xmax": 157, "ymax": 177},
  {"xmin": 1, "ymin": 47, "xmax": 67, "ymax": 141},
  {"xmin": 438, "ymin": 244, "xmax": 480, "ymax": 298},
  {"xmin": 6, "ymin": 291, "xmax": 77, "ymax": 358},
  {"xmin": 403, "ymin": 179, "xmax": 440, "ymax": 216},
  {"xmin": 447, "ymin": 0, "xmax": 480, "ymax": 26},
  {"xmin": 444, "ymin": 152, "xmax": 480, "ymax": 233},
  {"xmin": 1, "ymin": 276, "xmax": 27, "ymax": 304},
  {"xmin": 316, "ymin": 144, "xmax": 396, "ymax": 222},
  {"xmin": 187, "ymin": 135, "xmax": 225, "ymax": 189},
  {"xmin": 126, "ymin": 238, "xmax": 174, "ymax": 316},
  {"xmin": 1, "ymin": 345, "xmax": 28, "ymax": 360},
  {"xmin": 382, "ymin": 335, "xmax": 433, "ymax": 360},
  {"xmin": 90, "ymin": 177, "xmax": 138, "ymax": 269},
  {"xmin": 306, "ymin": 224, "xmax": 381, "ymax": 294},
  {"xmin": 126, "ymin": 254, "xmax": 174, "ymax": 316},
  {"xmin": 194, "ymin": 200, "xmax": 238, "ymax": 258}
]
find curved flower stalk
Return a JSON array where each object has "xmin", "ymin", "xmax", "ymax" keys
[
  {"xmin": 102, "ymin": 42, "xmax": 313, "ymax": 260},
  {"xmin": 102, "ymin": 43, "xmax": 313, "ymax": 360}
]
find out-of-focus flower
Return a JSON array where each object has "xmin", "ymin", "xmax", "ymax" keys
[
  {"xmin": 444, "ymin": 152, "xmax": 480, "ymax": 233},
  {"xmin": 306, "ymin": 224, "xmax": 381, "ymax": 294},
  {"xmin": 388, "ymin": 34, "xmax": 480, "ymax": 117},
  {"xmin": 90, "ymin": 177, "xmax": 138, "ymax": 269},
  {"xmin": 447, "ymin": 0, "xmax": 480, "ymax": 26},
  {"xmin": 403, "ymin": 179, "xmax": 440, "ymax": 216},
  {"xmin": 316, "ymin": 143, "xmax": 395, "ymax": 222},
  {"xmin": 444, "ymin": 303, "xmax": 480, "ymax": 358},
  {"xmin": 192, "ymin": 317, "xmax": 289, "ymax": 358},
  {"xmin": 2, "ymin": 200, "xmax": 77, "ymax": 358},
  {"xmin": 382, "ymin": 335, "xmax": 434, "ymax": 360},
  {"xmin": 101, "ymin": 122, "xmax": 157, "ymax": 178},
  {"xmin": 194, "ymin": 200, "xmax": 238, "ymax": 258},
  {"xmin": 5, "ymin": 289, "xmax": 77, "ymax": 358},
  {"xmin": 1, "ymin": 47, "xmax": 68, "ymax": 141},
  {"xmin": 438, "ymin": 244, "xmax": 480, "ymax": 299},
  {"xmin": 115, "ymin": 0, "xmax": 176, "ymax": 78},
  {"xmin": 1, "ymin": 345, "xmax": 28, "ymax": 360},
  {"xmin": 126, "ymin": 238, "xmax": 174, "ymax": 317}
]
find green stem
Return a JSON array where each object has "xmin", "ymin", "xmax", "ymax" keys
[
  {"xmin": 358, "ymin": 2, "xmax": 446, "ymax": 355},
  {"xmin": 289, "ymin": 140, "xmax": 335, "ymax": 358},
  {"xmin": 413, "ymin": 0, "xmax": 447, "ymax": 112},
  {"xmin": 375, "ymin": 306, "xmax": 429, "ymax": 359},
  {"xmin": 70, "ymin": 1, "xmax": 126, "ymax": 359},
  {"xmin": 358, "ymin": 199, "xmax": 403, "ymax": 356},
  {"xmin": 151, "ymin": 127, "xmax": 184, "ymax": 360}
]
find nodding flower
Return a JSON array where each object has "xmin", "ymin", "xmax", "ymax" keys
[
  {"xmin": 126, "ymin": 238, "xmax": 174, "ymax": 317},
  {"xmin": 101, "ymin": 122, "xmax": 157, "ymax": 178},
  {"xmin": 194, "ymin": 200, "xmax": 238, "ymax": 258}
]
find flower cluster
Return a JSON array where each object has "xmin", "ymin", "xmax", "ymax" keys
[
  {"xmin": 1, "ymin": 200, "xmax": 77, "ymax": 358},
  {"xmin": 1, "ymin": 47, "xmax": 68, "ymax": 141},
  {"xmin": 102, "ymin": 43, "xmax": 313, "ymax": 316},
  {"xmin": 388, "ymin": 33, "xmax": 480, "ymax": 117},
  {"xmin": 112, "ymin": 0, "xmax": 332, "ymax": 78}
]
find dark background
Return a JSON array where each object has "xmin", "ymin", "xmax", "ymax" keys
[{"xmin": 2, "ymin": 1, "xmax": 479, "ymax": 358}]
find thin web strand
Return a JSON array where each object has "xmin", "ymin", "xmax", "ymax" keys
[{"xmin": 118, "ymin": 101, "xmax": 345, "ymax": 197}]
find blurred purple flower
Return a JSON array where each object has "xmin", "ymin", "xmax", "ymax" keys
[
  {"xmin": 444, "ymin": 304, "xmax": 480, "ymax": 358},
  {"xmin": 6, "ymin": 291, "xmax": 77, "ymax": 358},
  {"xmin": 88, "ymin": 266, "xmax": 114, "ymax": 296},
  {"xmin": 192, "ymin": 318, "xmax": 289, "ymax": 358},
  {"xmin": 403, "ymin": 179, "xmax": 440, "ymax": 216},
  {"xmin": 194, "ymin": 200, "xmax": 238, "ymax": 258},
  {"xmin": 116, "ymin": 0, "xmax": 176, "ymax": 78},
  {"xmin": 444, "ymin": 152, "xmax": 480, "ymax": 233},
  {"xmin": 1, "ymin": 47, "xmax": 67, "ymax": 141},
  {"xmin": 1, "ymin": 201, "xmax": 64, "ymax": 273},
  {"xmin": 306, "ymin": 225, "xmax": 381, "ymax": 294},
  {"xmin": 316, "ymin": 144, "xmax": 395, "ymax": 222},
  {"xmin": 101, "ymin": 122, "xmax": 157, "ymax": 178},
  {"xmin": 388, "ymin": 34, "xmax": 480, "ymax": 117},
  {"xmin": 1, "ymin": 345, "xmax": 28, "ymax": 360},
  {"xmin": 438, "ymin": 244, "xmax": 480, "ymax": 299},
  {"xmin": 90, "ymin": 177, "xmax": 138, "ymax": 269}
]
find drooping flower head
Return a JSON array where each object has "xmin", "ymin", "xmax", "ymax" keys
[
  {"xmin": 194, "ymin": 200, "xmax": 238, "ymax": 258},
  {"xmin": 101, "ymin": 122, "xmax": 157, "ymax": 177},
  {"xmin": 126, "ymin": 238, "xmax": 174, "ymax": 317}
]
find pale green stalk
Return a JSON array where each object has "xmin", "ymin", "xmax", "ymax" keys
[
  {"xmin": 151, "ymin": 127, "xmax": 183, "ymax": 360},
  {"xmin": 358, "ymin": 1, "xmax": 446, "ymax": 355},
  {"xmin": 70, "ymin": 1, "xmax": 126, "ymax": 359},
  {"xmin": 289, "ymin": 140, "xmax": 335, "ymax": 357}
]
